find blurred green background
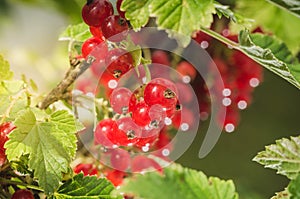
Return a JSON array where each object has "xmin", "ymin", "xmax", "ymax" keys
[{"xmin": 0, "ymin": 0, "xmax": 300, "ymax": 198}]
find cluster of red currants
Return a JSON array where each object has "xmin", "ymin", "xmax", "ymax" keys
[
  {"xmin": 77, "ymin": 0, "xmax": 187, "ymax": 186},
  {"xmin": 193, "ymin": 30, "xmax": 263, "ymax": 132},
  {"xmin": 81, "ymin": 0, "xmax": 133, "ymax": 81}
]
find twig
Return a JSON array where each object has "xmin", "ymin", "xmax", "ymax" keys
[{"xmin": 38, "ymin": 56, "xmax": 95, "ymax": 109}]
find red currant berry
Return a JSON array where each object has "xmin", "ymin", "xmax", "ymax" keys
[
  {"xmin": 110, "ymin": 87, "xmax": 132, "ymax": 114},
  {"xmin": 151, "ymin": 50, "xmax": 170, "ymax": 66},
  {"xmin": 176, "ymin": 61, "xmax": 197, "ymax": 82},
  {"xmin": 82, "ymin": 0, "xmax": 113, "ymax": 27},
  {"xmin": 116, "ymin": 117, "xmax": 141, "ymax": 146},
  {"xmin": 101, "ymin": 15, "xmax": 129, "ymax": 42},
  {"xmin": 110, "ymin": 148, "xmax": 131, "ymax": 171},
  {"xmin": 11, "ymin": 189, "xmax": 34, "ymax": 199},
  {"xmin": 89, "ymin": 26, "xmax": 104, "ymax": 39},
  {"xmin": 94, "ymin": 119, "xmax": 119, "ymax": 148},
  {"xmin": 128, "ymin": 86, "xmax": 144, "ymax": 111},
  {"xmin": 82, "ymin": 37, "xmax": 105, "ymax": 59},
  {"xmin": 106, "ymin": 169, "xmax": 126, "ymax": 186},
  {"xmin": 74, "ymin": 163, "xmax": 98, "ymax": 176},
  {"xmin": 116, "ymin": 0, "xmax": 126, "ymax": 18},
  {"xmin": 105, "ymin": 48, "xmax": 133, "ymax": 78},
  {"xmin": 135, "ymin": 128, "xmax": 160, "ymax": 149},
  {"xmin": 144, "ymin": 78, "xmax": 178, "ymax": 110},
  {"xmin": 130, "ymin": 100, "xmax": 151, "ymax": 126},
  {"xmin": 0, "ymin": 122, "xmax": 15, "ymax": 149}
]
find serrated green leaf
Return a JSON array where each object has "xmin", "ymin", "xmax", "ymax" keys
[
  {"xmin": 5, "ymin": 109, "xmax": 83, "ymax": 195},
  {"xmin": 266, "ymin": 0, "xmax": 300, "ymax": 18},
  {"xmin": 119, "ymin": 163, "xmax": 238, "ymax": 199},
  {"xmin": 271, "ymin": 189, "xmax": 291, "ymax": 199},
  {"xmin": 250, "ymin": 33, "xmax": 295, "ymax": 64},
  {"xmin": 122, "ymin": 0, "xmax": 151, "ymax": 30},
  {"xmin": 50, "ymin": 110, "xmax": 84, "ymax": 158},
  {"xmin": 51, "ymin": 173, "xmax": 119, "ymax": 199},
  {"xmin": 151, "ymin": 0, "xmax": 215, "ymax": 47},
  {"xmin": 253, "ymin": 135, "xmax": 300, "ymax": 180},
  {"xmin": 0, "ymin": 55, "xmax": 13, "ymax": 81},
  {"xmin": 288, "ymin": 174, "xmax": 300, "ymax": 199},
  {"xmin": 238, "ymin": 30, "xmax": 300, "ymax": 89},
  {"xmin": 122, "ymin": 0, "xmax": 216, "ymax": 47},
  {"xmin": 59, "ymin": 23, "xmax": 92, "ymax": 42},
  {"xmin": 250, "ymin": 33, "xmax": 300, "ymax": 84}
]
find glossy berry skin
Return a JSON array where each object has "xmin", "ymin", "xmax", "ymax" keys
[
  {"xmin": 130, "ymin": 101, "xmax": 151, "ymax": 127},
  {"xmin": 11, "ymin": 189, "xmax": 34, "ymax": 199},
  {"xmin": 89, "ymin": 26, "xmax": 104, "ymax": 39},
  {"xmin": 74, "ymin": 163, "xmax": 98, "ymax": 176},
  {"xmin": 116, "ymin": 117, "xmax": 141, "ymax": 146},
  {"xmin": 82, "ymin": 0, "xmax": 114, "ymax": 27},
  {"xmin": 144, "ymin": 78, "xmax": 178, "ymax": 110},
  {"xmin": 109, "ymin": 87, "xmax": 132, "ymax": 114},
  {"xmin": 110, "ymin": 148, "xmax": 131, "ymax": 171},
  {"xmin": 106, "ymin": 169, "xmax": 126, "ymax": 186},
  {"xmin": 81, "ymin": 37, "xmax": 105, "ymax": 59},
  {"xmin": 101, "ymin": 15, "xmax": 129, "ymax": 42},
  {"xmin": 105, "ymin": 48, "xmax": 133, "ymax": 78},
  {"xmin": 135, "ymin": 128, "xmax": 160, "ymax": 148},
  {"xmin": 94, "ymin": 119, "xmax": 119, "ymax": 148},
  {"xmin": 0, "ymin": 122, "xmax": 15, "ymax": 148}
]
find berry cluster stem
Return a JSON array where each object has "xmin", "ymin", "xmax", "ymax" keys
[
  {"xmin": 200, "ymin": 27, "xmax": 239, "ymax": 49},
  {"xmin": 38, "ymin": 56, "xmax": 95, "ymax": 109}
]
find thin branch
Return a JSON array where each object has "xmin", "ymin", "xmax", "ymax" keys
[{"xmin": 38, "ymin": 56, "xmax": 95, "ymax": 109}]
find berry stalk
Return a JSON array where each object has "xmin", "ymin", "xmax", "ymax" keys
[{"xmin": 38, "ymin": 56, "xmax": 95, "ymax": 109}]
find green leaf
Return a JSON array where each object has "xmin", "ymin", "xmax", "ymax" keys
[
  {"xmin": 214, "ymin": 2, "xmax": 253, "ymax": 27},
  {"xmin": 51, "ymin": 173, "xmax": 120, "ymax": 199},
  {"xmin": 266, "ymin": 0, "xmax": 300, "ymax": 18},
  {"xmin": 250, "ymin": 33, "xmax": 300, "ymax": 84},
  {"xmin": 288, "ymin": 174, "xmax": 300, "ymax": 199},
  {"xmin": 238, "ymin": 30, "xmax": 300, "ymax": 89},
  {"xmin": 253, "ymin": 135, "xmax": 300, "ymax": 180},
  {"xmin": 5, "ymin": 109, "xmax": 83, "ymax": 195},
  {"xmin": 271, "ymin": 189, "xmax": 291, "ymax": 199},
  {"xmin": 122, "ymin": 0, "xmax": 216, "ymax": 47},
  {"xmin": 50, "ymin": 110, "xmax": 84, "ymax": 159},
  {"xmin": 119, "ymin": 163, "xmax": 238, "ymax": 199},
  {"xmin": 233, "ymin": 0, "xmax": 300, "ymax": 53},
  {"xmin": 59, "ymin": 23, "xmax": 92, "ymax": 42},
  {"xmin": 122, "ymin": 0, "xmax": 151, "ymax": 30},
  {"xmin": 0, "ymin": 80, "xmax": 28, "ymax": 120},
  {"xmin": 0, "ymin": 55, "xmax": 13, "ymax": 81}
]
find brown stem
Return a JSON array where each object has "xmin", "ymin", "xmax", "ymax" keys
[{"xmin": 38, "ymin": 56, "xmax": 95, "ymax": 109}]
